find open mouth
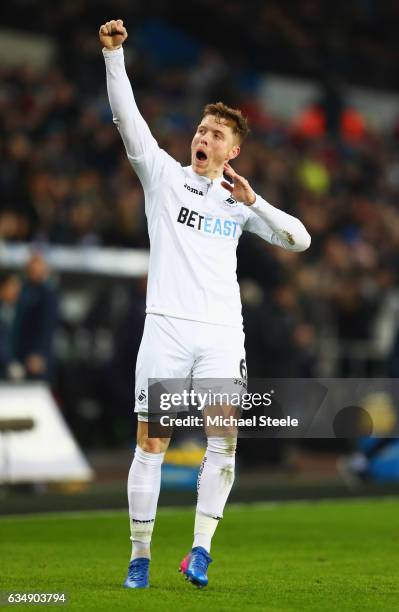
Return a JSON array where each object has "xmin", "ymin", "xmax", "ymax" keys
[{"xmin": 196, "ymin": 149, "xmax": 208, "ymax": 161}]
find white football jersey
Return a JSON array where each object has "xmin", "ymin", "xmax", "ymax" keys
[{"xmin": 104, "ymin": 48, "xmax": 311, "ymax": 328}]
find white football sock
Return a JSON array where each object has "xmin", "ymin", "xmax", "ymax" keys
[
  {"xmin": 127, "ymin": 445, "xmax": 164, "ymax": 560},
  {"xmin": 193, "ymin": 437, "xmax": 236, "ymax": 552}
]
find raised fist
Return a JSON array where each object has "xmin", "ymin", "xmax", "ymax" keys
[{"xmin": 99, "ymin": 19, "xmax": 128, "ymax": 50}]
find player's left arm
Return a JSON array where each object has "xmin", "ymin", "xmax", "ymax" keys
[{"xmin": 222, "ymin": 162, "xmax": 311, "ymax": 252}]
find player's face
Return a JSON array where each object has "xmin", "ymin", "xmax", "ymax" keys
[{"xmin": 191, "ymin": 115, "xmax": 240, "ymax": 177}]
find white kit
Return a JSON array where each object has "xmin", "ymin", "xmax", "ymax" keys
[{"xmin": 103, "ymin": 48, "xmax": 311, "ymax": 417}]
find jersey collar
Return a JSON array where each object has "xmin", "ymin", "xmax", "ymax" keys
[{"xmin": 184, "ymin": 165, "xmax": 224, "ymax": 186}]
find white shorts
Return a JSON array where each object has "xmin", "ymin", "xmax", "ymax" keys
[{"xmin": 134, "ymin": 314, "xmax": 246, "ymax": 421}]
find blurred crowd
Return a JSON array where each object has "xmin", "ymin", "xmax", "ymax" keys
[
  {"xmin": 1, "ymin": 0, "xmax": 399, "ymax": 88},
  {"xmin": 0, "ymin": 254, "xmax": 58, "ymax": 381},
  {"xmin": 1, "ymin": 0, "xmax": 399, "ymax": 401}
]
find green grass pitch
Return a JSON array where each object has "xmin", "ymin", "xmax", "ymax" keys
[{"xmin": 1, "ymin": 499, "xmax": 399, "ymax": 611}]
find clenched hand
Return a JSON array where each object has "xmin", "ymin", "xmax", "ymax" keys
[{"xmin": 99, "ymin": 19, "xmax": 128, "ymax": 50}]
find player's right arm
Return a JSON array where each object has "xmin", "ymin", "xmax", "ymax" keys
[{"xmin": 99, "ymin": 19, "xmax": 169, "ymax": 189}]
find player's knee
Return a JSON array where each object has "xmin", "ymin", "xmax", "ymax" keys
[
  {"xmin": 138, "ymin": 437, "xmax": 162, "ymax": 453},
  {"xmin": 207, "ymin": 436, "xmax": 237, "ymax": 457},
  {"xmin": 137, "ymin": 428, "xmax": 169, "ymax": 453},
  {"xmin": 136, "ymin": 420, "xmax": 170, "ymax": 453}
]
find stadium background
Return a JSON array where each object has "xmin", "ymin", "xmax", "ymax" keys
[{"xmin": 1, "ymin": 0, "xmax": 399, "ymax": 507}]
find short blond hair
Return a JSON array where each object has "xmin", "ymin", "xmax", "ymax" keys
[{"xmin": 202, "ymin": 102, "xmax": 250, "ymax": 143}]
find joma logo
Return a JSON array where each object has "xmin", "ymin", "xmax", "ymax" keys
[{"xmin": 184, "ymin": 183, "xmax": 204, "ymax": 196}]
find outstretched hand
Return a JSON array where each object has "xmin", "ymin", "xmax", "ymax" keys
[
  {"xmin": 221, "ymin": 163, "xmax": 256, "ymax": 206},
  {"xmin": 99, "ymin": 19, "xmax": 128, "ymax": 50}
]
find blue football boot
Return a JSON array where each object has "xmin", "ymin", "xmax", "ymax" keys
[
  {"xmin": 123, "ymin": 557, "xmax": 150, "ymax": 588},
  {"xmin": 180, "ymin": 546, "xmax": 212, "ymax": 588}
]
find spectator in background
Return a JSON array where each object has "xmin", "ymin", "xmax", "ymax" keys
[
  {"xmin": 11, "ymin": 253, "xmax": 58, "ymax": 381},
  {"xmin": 98, "ymin": 277, "xmax": 147, "ymax": 446},
  {"xmin": 241, "ymin": 277, "xmax": 316, "ymax": 378},
  {"xmin": 0, "ymin": 271, "xmax": 21, "ymax": 379}
]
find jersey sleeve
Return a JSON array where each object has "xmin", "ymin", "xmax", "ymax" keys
[
  {"xmin": 243, "ymin": 194, "xmax": 311, "ymax": 252},
  {"xmin": 103, "ymin": 47, "xmax": 173, "ymax": 191}
]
